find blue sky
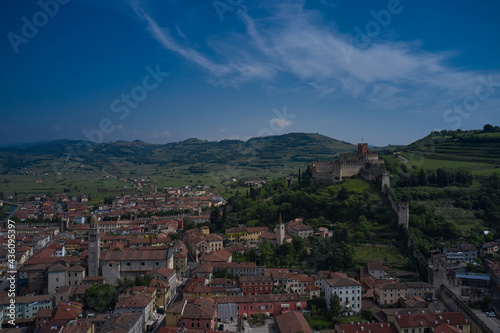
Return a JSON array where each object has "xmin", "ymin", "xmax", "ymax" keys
[{"xmin": 1, "ymin": 0, "xmax": 499, "ymax": 146}]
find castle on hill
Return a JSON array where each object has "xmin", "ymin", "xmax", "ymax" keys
[{"xmin": 311, "ymin": 143, "xmax": 384, "ymax": 184}]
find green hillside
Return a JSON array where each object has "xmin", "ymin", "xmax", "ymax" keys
[{"xmin": 0, "ymin": 133, "xmax": 358, "ymax": 199}]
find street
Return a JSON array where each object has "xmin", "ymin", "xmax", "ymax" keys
[{"xmin": 472, "ymin": 310, "xmax": 500, "ymax": 331}]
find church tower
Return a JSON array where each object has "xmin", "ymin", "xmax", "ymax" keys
[
  {"xmin": 88, "ymin": 215, "xmax": 100, "ymax": 277},
  {"xmin": 276, "ymin": 214, "xmax": 285, "ymax": 246}
]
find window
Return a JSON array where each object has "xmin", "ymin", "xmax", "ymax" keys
[
  {"xmin": 191, "ymin": 322, "xmax": 194, "ymax": 328},
  {"xmin": 206, "ymin": 323, "xmax": 209, "ymax": 329}
]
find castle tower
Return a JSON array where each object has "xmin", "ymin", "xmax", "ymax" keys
[
  {"xmin": 276, "ymin": 214, "xmax": 285, "ymax": 246},
  {"xmin": 87, "ymin": 215, "xmax": 100, "ymax": 277},
  {"xmin": 358, "ymin": 143, "xmax": 368, "ymax": 156},
  {"xmin": 381, "ymin": 172, "xmax": 390, "ymax": 194}
]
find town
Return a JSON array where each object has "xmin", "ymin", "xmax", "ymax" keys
[{"xmin": 1, "ymin": 152, "xmax": 500, "ymax": 333}]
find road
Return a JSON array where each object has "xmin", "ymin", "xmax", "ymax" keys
[{"xmin": 473, "ymin": 310, "xmax": 500, "ymax": 331}]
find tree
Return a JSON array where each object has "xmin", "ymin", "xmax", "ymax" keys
[
  {"xmin": 483, "ymin": 124, "xmax": 494, "ymax": 132},
  {"xmin": 259, "ymin": 239, "xmax": 273, "ymax": 266},
  {"xmin": 328, "ymin": 293, "xmax": 341, "ymax": 324},
  {"xmin": 83, "ymin": 285, "xmax": 118, "ymax": 312},
  {"xmin": 292, "ymin": 236, "xmax": 305, "ymax": 253},
  {"xmin": 418, "ymin": 169, "xmax": 427, "ymax": 186},
  {"xmin": 337, "ymin": 187, "xmax": 349, "ymax": 202},
  {"xmin": 210, "ymin": 206, "xmax": 221, "ymax": 229}
]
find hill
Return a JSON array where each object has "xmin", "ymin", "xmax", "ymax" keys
[
  {"xmin": 0, "ymin": 133, "xmax": 360, "ymax": 199},
  {"xmin": 390, "ymin": 126, "xmax": 500, "ymax": 177}
]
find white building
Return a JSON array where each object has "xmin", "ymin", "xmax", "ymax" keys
[
  {"xmin": 325, "ymin": 277, "xmax": 362, "ymax": 316},
  {"xmin": 443, "ymin": 244, "xmax": 478, "ymax": 263},
  {"xmin": 0, "ymin": 295, "xmax": 53, "ymax": 319}
]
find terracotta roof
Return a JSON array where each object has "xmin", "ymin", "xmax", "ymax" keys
[
  {"xmin": 15, "ymin": 294, "xmax": 53, "ymax": 304},
  {"xmin": 239, "ymin": 275, "xmax": 272, "ymax": 283},
  {"xmin": 101, "ymin": 249, "xmax": 168, "ymax": 261},
  {"xmin": 150, "ymin": 279, "xmax": 170, "ymax": 289},
  {"xmin": 200, "ymin": 249, "xmax": 232, "ymax": 262},
  {"xmin": 259, "ymin": 232, "xmax": 276, "ymax": 240},
  {"xmin": 433, "ymin": 323, "xmax": 464, "ymax": 333},
  {"xmin": 325, "ymin": 277, "xmax": 361, "ymax": 287},
  {"xmin": 192, "ymin": 262, "xmax": 214, "ymax": 275},
  {"xmin": 53, "ymin": 302, "xmax": 83, "ymax": 321},
  {"xmin": 275, "ymin": 311, "xmax": 312, "ymax": 333},
  {"xmin": 166, "ymin": 297, "xmax": 217, "ymax": 320},
  {"xmin": 338, "ymin": 322, "xmax": 398, "ymax": 333},
  {"xmin": 393, "ymin": 312, "xmax": 468, "ymax": 328},
  {"xmin": 99, "ymin": 313, "xmax": 142, "ymax": 333},
  {"xmin": 115, "ymin": 294, "xmax": 153, "ymax": 309},
  {"xmin": 68, "ymin": 264, "xmax": 85, "ymax": 272},
  {"xmin": 368, "ymin": 262, "xmax": 389, "ymax": 271},
  {"xmin": 148, "ymin": 267, "xmax": 176, "ymax": 279},
  {"xmin": 213, "ymin": 293, "xmax": 303, "ymax": 304}
]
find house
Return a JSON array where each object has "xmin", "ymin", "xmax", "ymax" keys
[
  {"xmin": 239, "ymin": 275, "xmax": 273, "ymax": 295},
  {"xmin": 214, "ymin": 293, "xmax": 307, "ymax": 321},
  {"xmin": 68, "ymin": 265, "xmax": 86, "ymax": 287},
  {"xmin": 114, "ymin": 294, "xmax": 154, "ymax": 332},
  {"xmin": 285, "ymin": 218, "xmax": 313, "ymax": 239},
  {"xmin": 225, "ymin": 227, "xmax": 269, "ymax": 243},
  {"xmin": 482, "ymin": 241, "xmax": 500, "ymax": 254},
  {"xmin": 149, "ymin": 279, "xmax": 170, "ymax": 312},
  {"xmin": 165, "ymin": 297, "xmax": 218, "ymax": 330},
  {"xmin": 99, "ymin": 312, "xmax": 142, "ymax": 333},
  {"xmin": 373, "ymin": 281, "xmax": 409, "ymax": 306},
  {"xmin": 185, "ymin": 229, "xmax": 223, "ymax": 261},
  {"xmin": 148, "ymin": 267, "xmax": 177, "ymax": 303},
  {"xmin": 367, "ymin": 262, "xmax": 389, "ymax": 280},
  {"xmin": 324, "ymin": 276, "xmax": 362, "ymax": 315},
  {"xmin": 443, "ymin": 244, "xmax": 478, "ymax": 263},
  {"xmin": 211, "ymin": 261, "xmax": 266, "ymax": 277},
  {"xmin": 0, "ymin": 294, "xmax": 53, "ymax": 321}
]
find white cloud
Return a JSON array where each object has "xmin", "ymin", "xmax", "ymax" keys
[{"xmin": 270, "ymin": 118, "xmax": 292, "ymax": 129}]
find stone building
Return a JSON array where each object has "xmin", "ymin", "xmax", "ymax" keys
[{"xmin": 311, "ymin": 143, "xmax": 384, "ymax": 184}]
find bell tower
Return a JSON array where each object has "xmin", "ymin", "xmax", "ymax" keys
[
  {"xmin": 276, "ymin": 214, "xmax": 285, "ymax": 246},
  {"xmin": 87, "ymin": 215, "xmax": 100, "ymax": 277}
]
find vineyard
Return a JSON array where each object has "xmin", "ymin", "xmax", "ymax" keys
[{"xmin": 354, "ymin": 243, "xmax": 410, "ymax": 269}]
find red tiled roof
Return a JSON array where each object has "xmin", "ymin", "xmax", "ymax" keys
[
  {"xmin": 393, "ymin": 312, "xmax": 468, "ymax": 328},
  {"xmin": 275, "ymin": 311, "xmax": 312, "ymax": 333},
  {"xmin": 338, "ymin": 322, "xmax": 398, "ymax": 333},
  {"xmin": 115, "ymin": 294, "xmax": 153, "ymax": 309}
]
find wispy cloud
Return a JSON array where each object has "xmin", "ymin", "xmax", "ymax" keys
[{"xmin": 130, "ymin": 1, "xmax": 498, "ymax": 112}]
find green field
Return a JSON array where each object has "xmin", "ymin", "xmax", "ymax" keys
[
  {"xmin": 354, "ymin": 244, "xmax": 411, "ymax": 269},
  {"xmin": 305, "ymin": 315, "xmax": 334, "ymax": 330}
]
